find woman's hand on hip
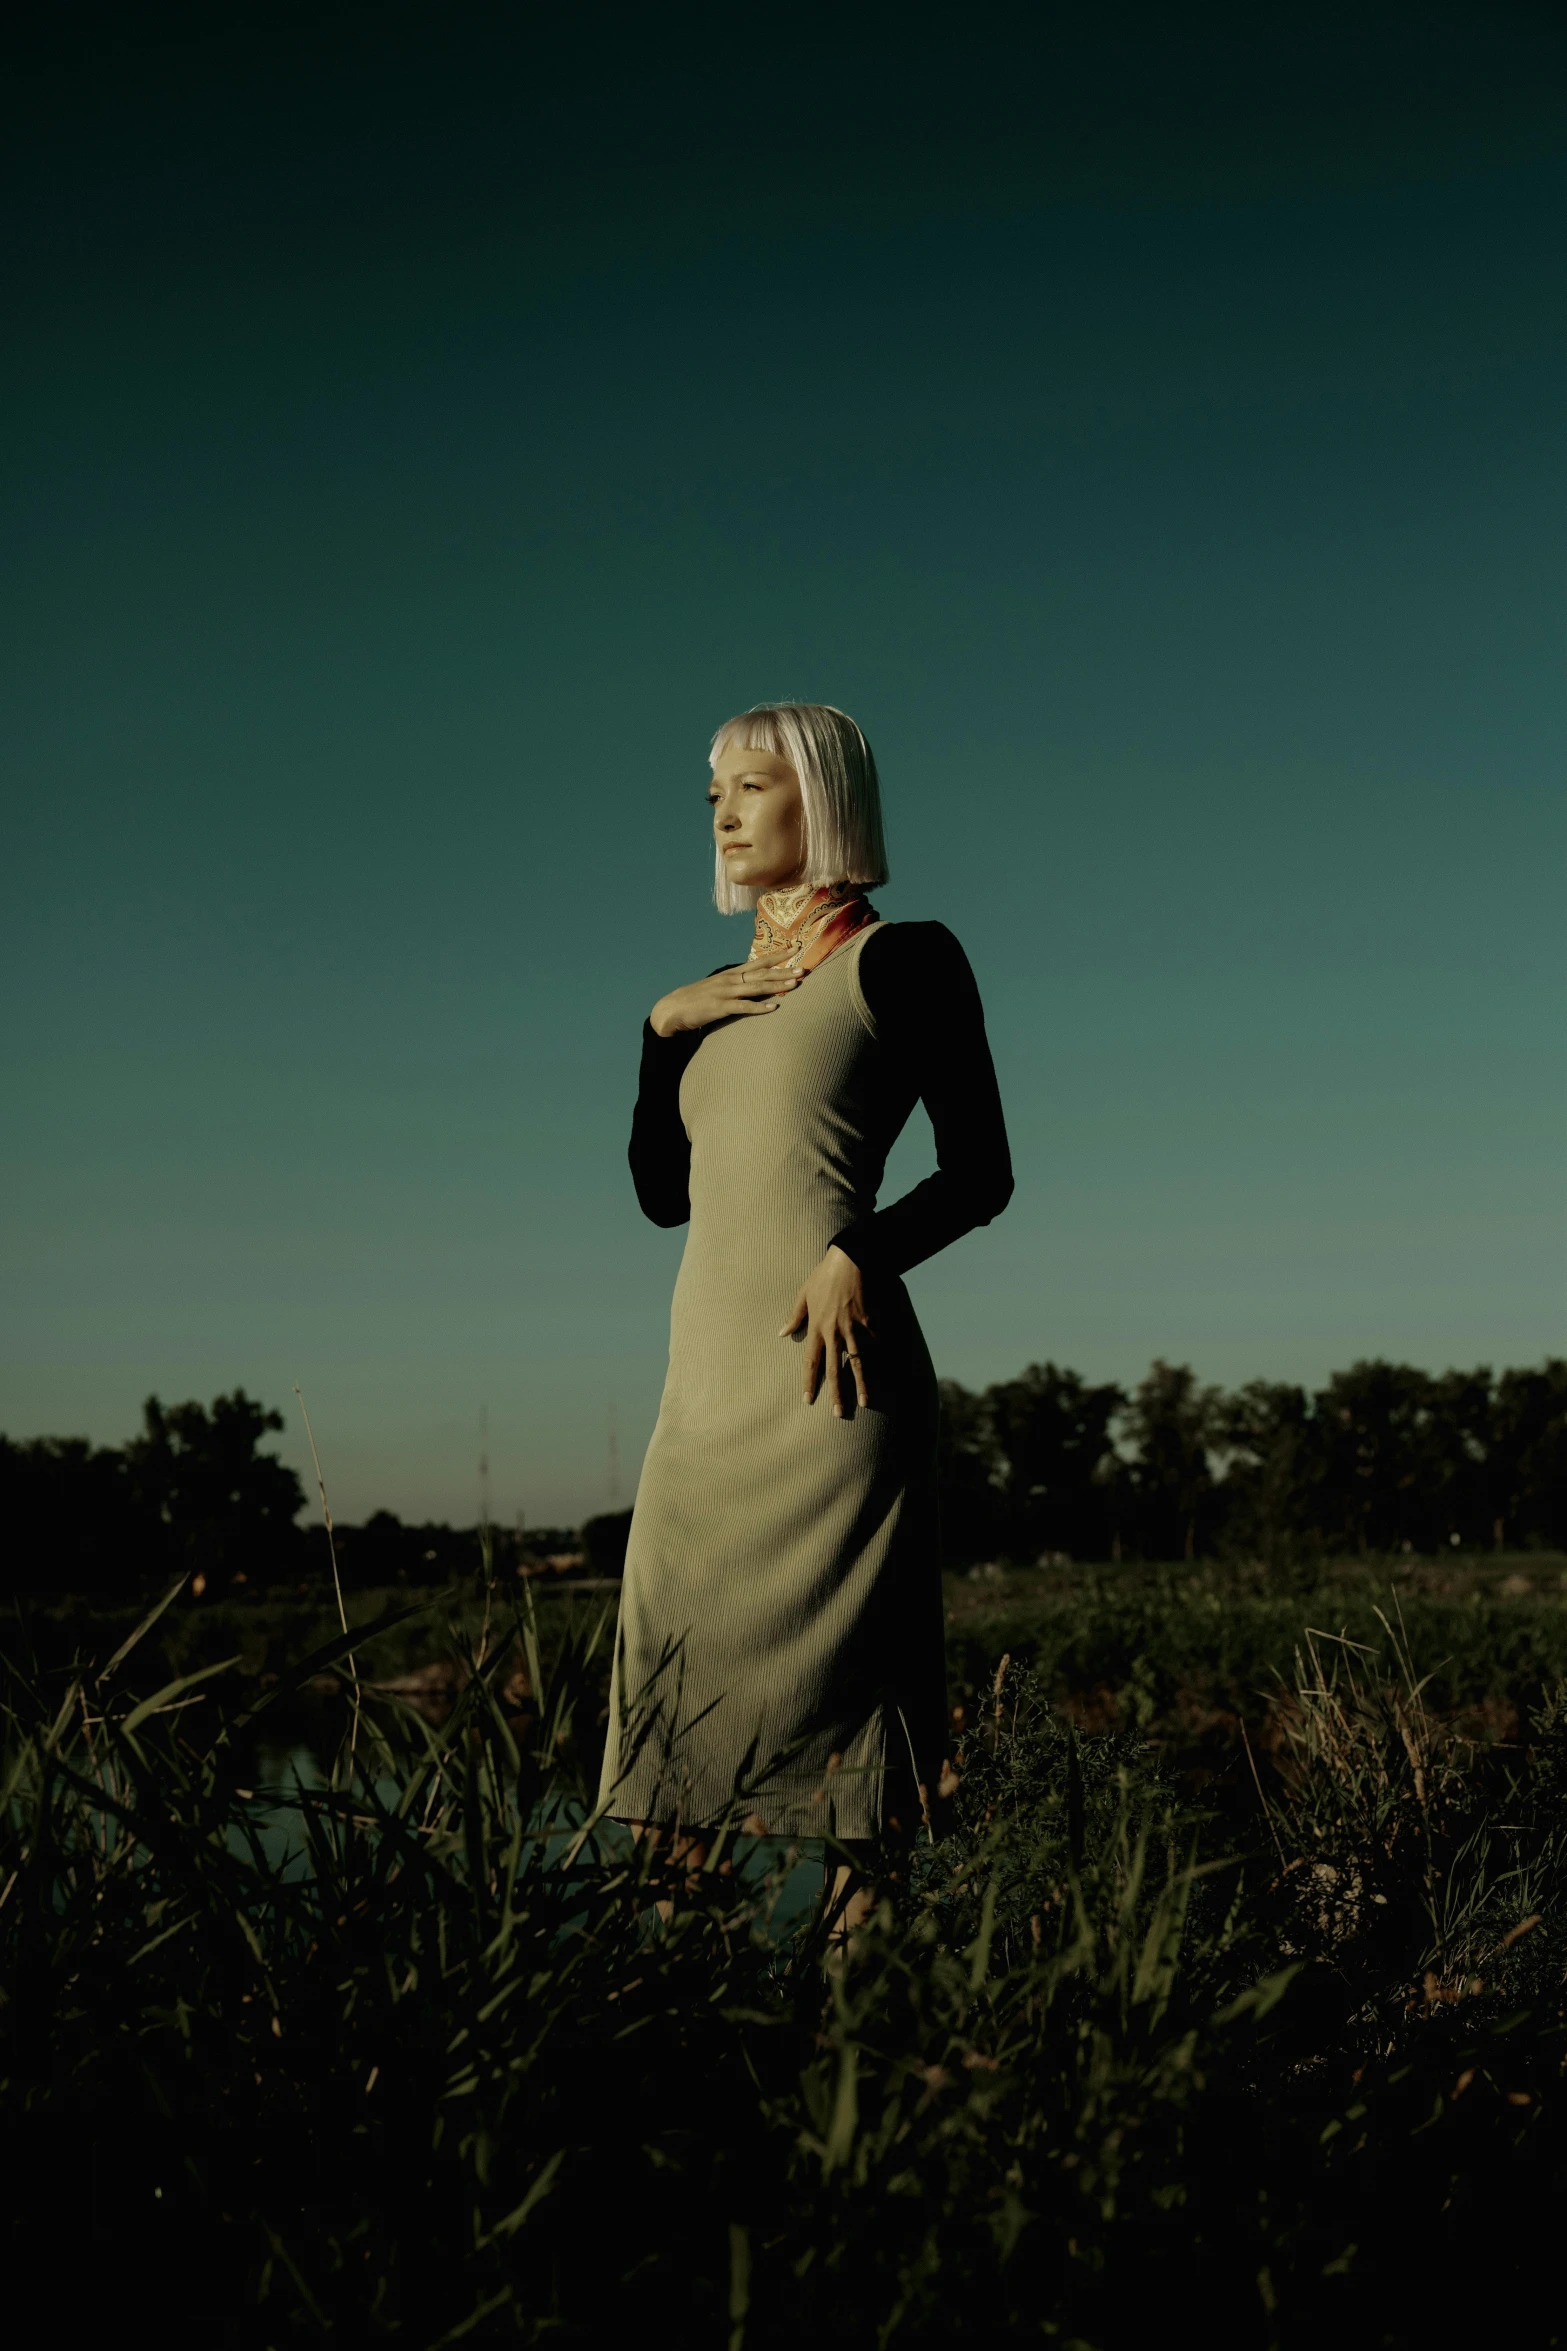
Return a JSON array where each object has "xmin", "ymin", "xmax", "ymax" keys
[
  {"xmin": 781, "ymin": 1246, "xmax": 873, "ymax": 1414},
  {"xmin": 650, "ymin": 946, "xmax": 802, "ymax": 1037}
]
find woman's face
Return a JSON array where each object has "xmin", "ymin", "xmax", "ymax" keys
[{"xmin": 708, "ymin": 739, "xmax": 805, "ymax": 893}]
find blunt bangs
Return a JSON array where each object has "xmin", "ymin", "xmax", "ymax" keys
[{"xmin": 708, "ymin": 702, "xmax": 890, "ymax": 915}]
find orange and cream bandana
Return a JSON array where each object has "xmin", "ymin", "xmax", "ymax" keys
[{"xmin": 748, "ymin": 881, "xmax": 879, "ymax": 975}]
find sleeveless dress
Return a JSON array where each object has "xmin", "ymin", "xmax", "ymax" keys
[{"xmin": 600, "ymin": 920, "xmax": 1005, "ymax": 1841}]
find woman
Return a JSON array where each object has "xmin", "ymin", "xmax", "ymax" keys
[{"xmin": 600, "ymin": 702, "xmax": 1012, "ymax": 1905}]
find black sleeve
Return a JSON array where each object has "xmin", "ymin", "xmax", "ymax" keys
[
  {"xmin": 628, "ymin": 1021, "xmax": 705, "ymax": 1227},
  {"xmin": 830, "ymin": 923, "xmax": 1014, "ymax": 1280}
]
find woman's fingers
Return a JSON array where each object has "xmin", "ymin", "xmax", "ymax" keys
[
  {"xmin": 822, "ymin": 1323, "xmax": 843, "ymax": 1416},
  {"xmin": 782, "ymin": 1252, "xmax": 876, "ymax": 1412},
  {"xmin": 798, "ymin": 1321, "xmax": 872, "ymax": 1410},
  {"xmin": 733, "ymin": 950, "xmax": 799, "ymax": 986},
  {"xmin": 843, "ymin": 1319, "xmax": 871, "ymax": 1409},
  {"xmin": 682, "ymin": 959, "xmax": 801, "ymax": 1027},
  {"xmin": 725, "ymin": 966, "xmax": 800, "ymax": 1015},
  {"xmin": 655, "ymin": 951, "xmax": 805, "ymax": 1034},
  {"xmin": 785, "ymin": 1281, "xmax": 822, "ymax": 1402}
]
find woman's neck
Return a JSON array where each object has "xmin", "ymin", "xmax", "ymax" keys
[{"xmin": 756, "ymin": 879, "xmax": 822, "ymax": 926}]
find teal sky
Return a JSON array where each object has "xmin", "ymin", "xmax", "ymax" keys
[{"xmin": 4, "ymin": 5, "xmax": 1564, "ymax": 1526}]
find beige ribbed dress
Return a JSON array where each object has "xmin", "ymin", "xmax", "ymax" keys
[{"xmin": 599, "ymin": 924, "xmax": 944, "ymax": 1842}]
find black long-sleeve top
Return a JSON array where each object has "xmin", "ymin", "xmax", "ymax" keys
[{"xmin": 627, "ymin": 921, "xmax": 1013, "ymax": 1280}]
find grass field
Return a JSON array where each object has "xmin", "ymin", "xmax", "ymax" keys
[
  {"xmin": 15, "ymin": 1548, "xmax": 1567, "ymax": 1770},
  {"xmin": 4, "ymin": 1553, "xmax": 1566, "ymax": 2344}
]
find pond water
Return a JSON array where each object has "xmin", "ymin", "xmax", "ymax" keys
[{"xmin": 243, "ymin": 1744, "xmax": 829, "ymax": 1939}]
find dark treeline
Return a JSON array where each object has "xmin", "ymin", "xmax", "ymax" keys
[
  {"xmin": 0, "ymin": 1391, "xmax": 582, "ymax": 1604},
  {"xmin": 940, "ymin": 1357, "xmax": 1567, "ymax": 1566},
  {"xmin": 1, "ymin": 1393, "xmax": 307, "ymax": 1602},
  {"xmin": 1, "ymin": 1360, "xmax": 1563, "ymax": 1602}
]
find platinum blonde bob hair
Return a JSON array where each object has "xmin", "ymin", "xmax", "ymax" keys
[{"xmin": 709, "ymin": 701, "xmax": 890, "ymax": 915}]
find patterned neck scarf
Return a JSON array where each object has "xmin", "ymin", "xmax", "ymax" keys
[{"xmin": 749, "ymin": 880, "xmax": 879, "ymax": 974}]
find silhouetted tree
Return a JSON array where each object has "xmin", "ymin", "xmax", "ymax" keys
[
  {"xmin": 581, "ymin": 1510, "xmax": 633, "ymax": 1578},
  {"xmin": 0, "ymin": 1435, "xmax": 147, "ymax": 1598},
  {"xmin": 1423, "ymin": 1367, "xmax": 1494, "ymax": 1549},
  {"xmin": 1217, "ymin": 1362, "xmax": 1563, "ymax": 1561},
  {"xmin": 1121, "ymin": 1361, "xmax": 1221, "ymax": 1561},
  {"xmin": 5, "ymin": 1361, "xmax": 1563, "ymax": 1599},
  {"xmin": 311, "ymin": 1514, "xmax": 586, "ymax": 1591},
  {"xmin": 125, "ymin": 1391, "xmax": 305, "ymax": 1589},
  {"xmin": 983, "ymin": 1363, "xmax": 1124, "ymax": 1562},
  {"xmin": 1490, "ymin": 1361, "xmax": 1567, "ymax": 1550},
  {"xmin": 934, "ymin": 1379, "xmax": 1005, "ymax": 1565},
  {"xmin": 326, "ymin": 1509, "xmax": 445, "ymax": 1589},
  {"xmin": 1213, "ymin": 1381, "xmax": 1318, "ymax": 1564},
  {"xmin": 1311, "ymin": 1360, "xmax": 1437, "ymax": 1554}
]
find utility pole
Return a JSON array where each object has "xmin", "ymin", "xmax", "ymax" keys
[
  {"xmin": 478, "ymin": 1403, "xmax": 491, "ymax": 1537},
  {"xmin": 607, "ymin": 1400, "xmax": 620, "ymax": 1508}
]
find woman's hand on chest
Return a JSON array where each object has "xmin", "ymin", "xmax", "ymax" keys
[{"xmin": 650, "ymin": 944, "xmax": 802, "ymax": 1037}]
